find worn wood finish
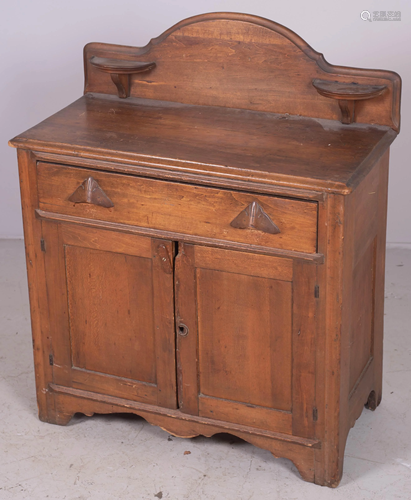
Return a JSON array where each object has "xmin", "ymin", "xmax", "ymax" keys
[
  {"xmin": 90, "ymin": 57, "xmax": 156, "ymax": 98},
  {"xmin": 83, "ymin": 13, "xmax": 401, "ymax": 131},
  {"xmin": 10, "ymin": 94, "xmax": 397, "ymax": 195},
  {"xmin": 42, "ymin": 223, "xmax": 177, "ymax": 408},
  {"xmin": 312, "ymin": 80, "xmax": 387, "ymax": 100},
  {"xmin": 68, "ymin": 176, "xmax": 114, "ymax": 208},
  {"xmin": 196, "ymin": 267, "xmax": 292, "ymax": 409},
  {"xmin": 312, "ymin": 79, "xmax": 387, "ymax": 124},
  {"xmin": 36, "ymin": 162, "xmax": 318, "ymax": 254},
  {"xmin": 346, "ymin": 151, "xmax": 390, "ymax": 423},
  {"xmin": 371, "ymin": 151, "xmax": 390, "ymax": 410},
  {"xmin": 198, "ymin": 396, "xmax": 292, "ymax": 435},
  {"xmin": 30, "ymin": 150, "xmax": 328, "ymax": 201},
  {"xmin": 35, "ymin": 208, "xmax": 324, "ymax": 263},
  {"xmin": 10, "ymin": 13, "xmax": 400, "ymax": 488},
  {"xmin": 47, "ymin": 383, "xmax": 319, "ymax": 481},
  {"xmin": 230, "ymin": 201, "xmax": 281, "ymax": 234},
  {"xmin": 173, "ymin": 244, "xmax": 319, "ymax": 438},
  {"xmin": 174, "ymin": 243, "xmax": 199, "ymax": 415},
  {"xmin": 90, "ymin": 57, "xmax": 156, "ymax": 74},
  {"xmin": 16, "ymin": 150, "xmax": 55, "ymax": 423},
  {"xmin": 291, "ymin": 261, "xmax": 318, "ymax": 439}
]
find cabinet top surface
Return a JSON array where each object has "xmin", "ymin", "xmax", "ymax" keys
[{"xmin": 11, "ymin": 93, "xmax": 395, "ymax": 194}]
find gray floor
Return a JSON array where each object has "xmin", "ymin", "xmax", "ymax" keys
[{"xmin": 0, "ymin": 239, "xmax": 410, "ymax": 499}]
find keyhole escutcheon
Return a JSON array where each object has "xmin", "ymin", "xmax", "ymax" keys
[{"xmin": 177, "ymin": 324, "xmax": 189, "ymax": 337}]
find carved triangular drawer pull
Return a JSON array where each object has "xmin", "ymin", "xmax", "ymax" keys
[
  {"xmin": 68, "ymin": 177, "xmax": 114, "ymax": 208},
  {"xmin": 230, "ymin": 201, "xmax": 280, "ymax": 235}
]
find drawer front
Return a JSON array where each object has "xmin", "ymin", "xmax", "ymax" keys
[{"xmin": 37, "ymin": 162, "xmax": 318, "ymax": 253}]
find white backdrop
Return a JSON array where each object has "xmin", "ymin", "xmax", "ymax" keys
[{"xmin": 1, "ymin": 0, "xmax": 409, "ymax": 242}]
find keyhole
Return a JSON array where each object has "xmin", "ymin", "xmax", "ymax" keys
[{"xmin": 178, "ymin": 324, "xmax": 189, "ymax": 337}]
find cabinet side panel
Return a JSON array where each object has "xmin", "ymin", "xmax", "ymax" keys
[
  {"xmin": 349, "ymin": 240, "xmax": 376, "ymax": 392},
  {"xmin": 348, "ymin": 149, "xmax": 389, "ymax": 418},
  {"xmin": 16, "ymin": 149, "xmax": 55, "ymax": 421},
  {"xmin": 372, "ymin": 151, "xmax": 389, "ymax": 408}
]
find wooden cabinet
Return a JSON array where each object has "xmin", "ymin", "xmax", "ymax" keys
[{"xmin": 9, "ymin": 13, "xmax": 401, "ymax": 487}]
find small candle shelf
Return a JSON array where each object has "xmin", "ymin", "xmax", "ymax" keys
[
  {"xmin": 90, "ymin": 56, "xmax": 156, "ymax": 98},
  {"xmin": 312, "ymin": 79, "xmax": 387, "ymax": 124}
]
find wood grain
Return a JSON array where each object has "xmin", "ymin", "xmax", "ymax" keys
[
  {"xmin": 174, "ymin": 243, "xmax": 199, "ymax": 415},
  {"xmin": 36, "ymin": 162, "xmax": 318, "ymax": 254},
  {"xmin": 65, "ymin": 245, "xmax": 157, "ymax": 382},
  {"xmin": 9, "ymin": 12, "xmax": 400, "ymax": 488},
  {"xmin": 36, "ymin": 209, "xmax": 324, "ymax": 262},
  {"xmin": 9, "ymin": 95, "xmax": 396, "ymax": 195},
  {"xmin": 16, "ymin": 150, "xmax": 55, "ymax": 423},
  {"xmin": 312, "ymin": 80, "xmax": 387, "ymax": 100},
  {"xmin": 173, "ymin": 244, "xmax": 318, "ymax": 437},
  {"xmin": 49, "ymin": 382, "xmax": 321, "ymax": 447},
  {"xmin": 349, "ymin": 240, "xmax": 375, "ymax": 392},
  {"xmin": 193, "ymin": 245, "xmax": 293, "ymax": 281},
  {"xmin": 313, "ymin": 193, "xmax": 346, "ymax": 487},
  {"xmin": 90, "ymin": 57, "xmax": 156, "ymax": 98},
  {"xmin": 83, "ymin": 13, "xmax": 401, "ymax": 131},
  {"xmin": 196, "ymin": 267, "xmax": 293, "ymax": 410},
  {"xmin": 291, "ymin": 261, "xmax": 317, "ymax": 439},
  {"xmin": 42, "ymin": 222, "xmax": 177, "ymax": 408},
  {"xmin": 68, "ymin": 176, "xmax": 114, "ymax": 208},
  {"xmin": 198, "ymin": 395, "xmax": 292, "ymax": 434}
]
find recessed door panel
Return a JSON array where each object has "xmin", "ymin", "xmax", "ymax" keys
[
  {"xmin": 175, "ymin": 243, "xmax": 317, "ymax": 437},
  {"xmin": 65, "ymin": 245, "xmax": 156, "ymax": 383},
  {"xmin": 42, "ymin": 222, "xmax": 177, "ymax": 409},
  {"xmin": 197, "ymin": 268, "xmax": 292, "ymax": 411}
]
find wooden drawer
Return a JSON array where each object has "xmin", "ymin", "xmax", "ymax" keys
[{"xmin": 37, "ymin": 162, "xmax": 318, "ymax": 254}]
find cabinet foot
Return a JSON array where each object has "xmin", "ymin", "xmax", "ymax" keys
[
  {"xmin": 39, "ymin": 410, "xmax": 74, "ymax": 426},
  {"xmin": 270, "ymin": 452, "xmax": 315, "ymax": 483},
  {"xmin": 365, "ymin": 390, "xmax": 382, "ymax": 411},
  {"xmin": 314, "ymin": 466, "xmax": 343, "ymax": 488},
  {"xmin": 38, "ymin": 393, "xmax": 75, "ymax": 426}
]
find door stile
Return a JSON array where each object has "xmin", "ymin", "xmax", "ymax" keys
[
  {"xmin": 174, "ymin": 242, "xmax": 199, "ymax": 415},
  {"xmin": 41, "ymin": 221, "xmax": 73, "ymax": 388},
  {"xmin": 292, "ymin": 261, "xmax": 318, "ymax": 438},
  {"xmin": 151, "ymin": 238, "xmax": 178, "ymax": 409}
]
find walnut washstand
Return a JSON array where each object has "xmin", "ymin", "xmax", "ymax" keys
[{"xmin": 9, "ymin": 12, "xmax": 401, "ymax": 487}]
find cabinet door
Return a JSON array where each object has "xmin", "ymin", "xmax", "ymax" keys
[
  {"xmin": 175, "ymin": 243, "xmax": 317, "ymax": 437},
  {"xmin": 42, "ymin": 222, "xmax": 177, "ymax": 409}
]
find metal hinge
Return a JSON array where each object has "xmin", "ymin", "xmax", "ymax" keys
[
  {"xmin": 40, "ymin": 239, "xmax": 46, "ymax": 252},
  {"xmin": 49, "ymin": 354, "xmax": 54, "ymax": 366},
  {"xmin": 313, "ymin": 407, "xmax": 318, "ymax": 421},
  {"xmin": 314, "ymin": 284, "xmax": 320, "ymax": 298}
]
